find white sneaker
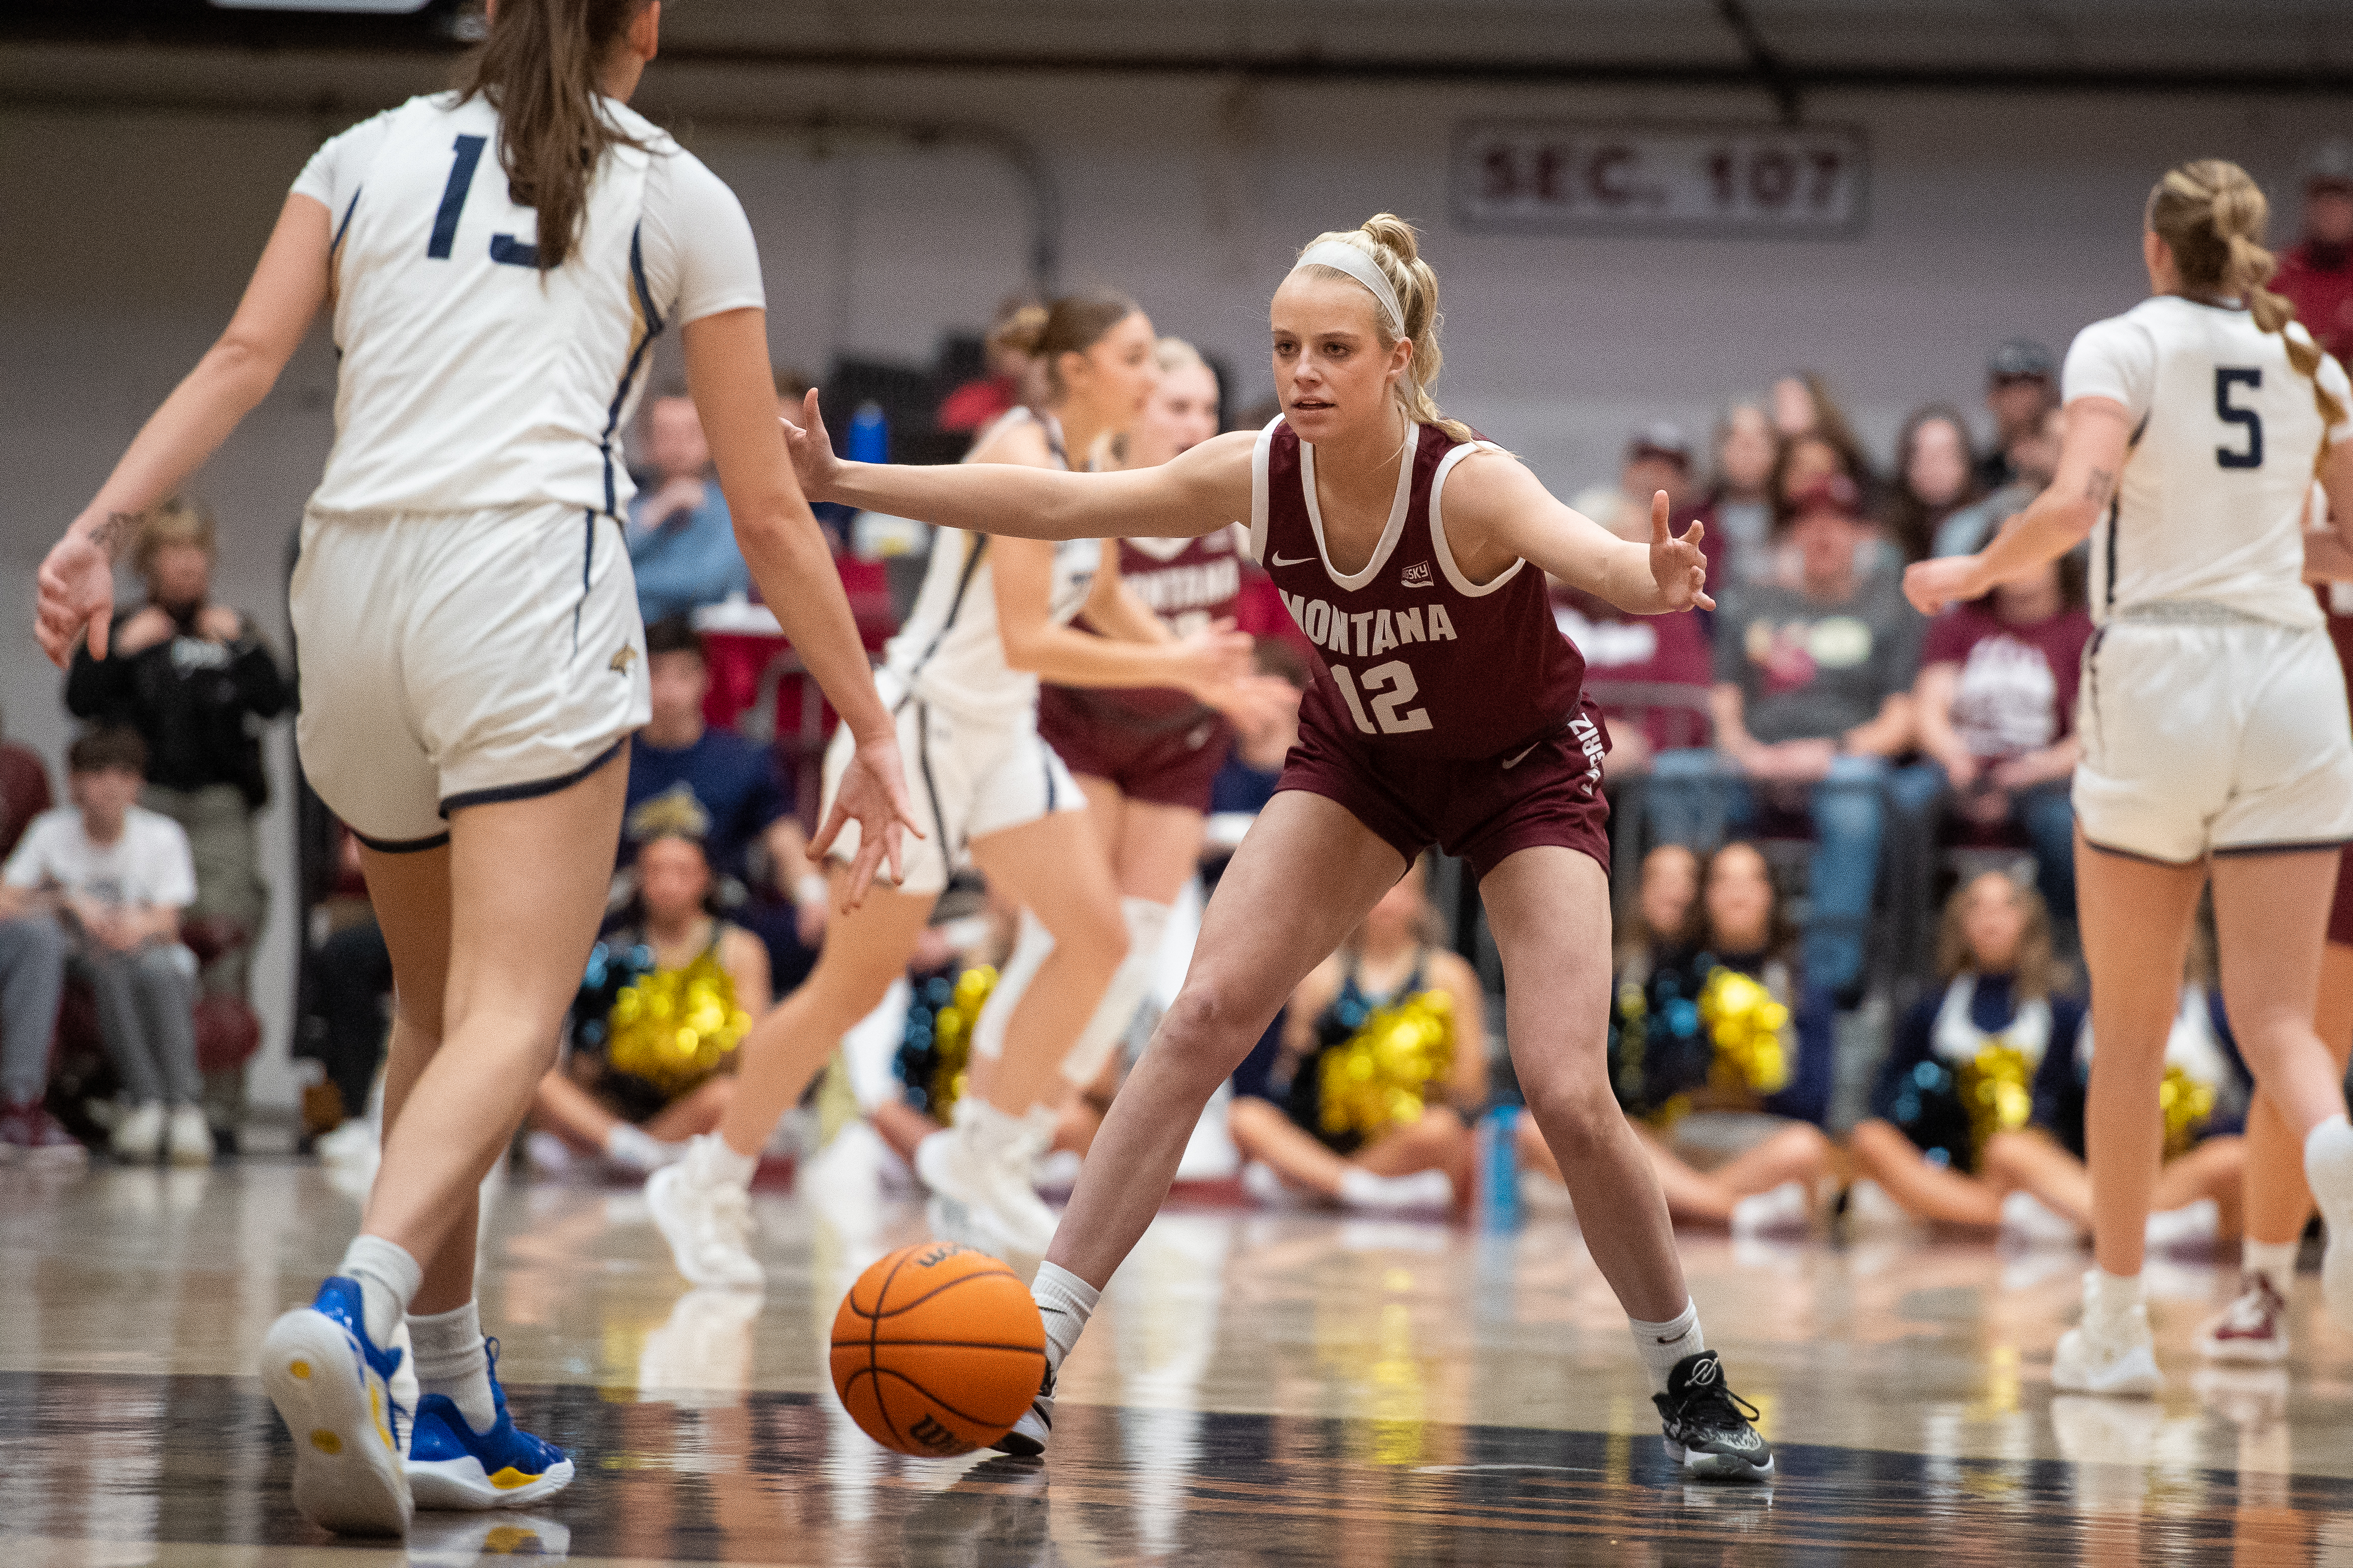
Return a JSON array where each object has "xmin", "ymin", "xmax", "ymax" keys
[
  {"xmin": 647, "ymin": 1138, "xmax": 763, "ymax": 1289},
  {"xmin": 2052, "ymin": 1290, "xmax": 2162, "ymax": 1397},
  {"xmin": 1338, "ymin": 1168, "xmax": 1454, "ymax": 1215},
  {"xmin": 1730, "ymin": 1180, "xmax": 1812, "ymax": 1238},
  {"xmin": 2145, "ymin": 1198, "xmax": 2219, "ymax": 1255},
  {"xmin": 112, "ymin": 1101, "xmax": 165, "ymax": 1162},
  {"xmin": 314, "ymin": 1118, "xmax": 378, "ymax": 1168},
  {"xmin": 2000, "ymin": 1190, "xmax": 2083, "ymax": 1249},
  {"xmin": 2195, "ymin": 1272, "xmax": 2291, "ymax": 1365},
  {"xmin": 916, "ymin": 1104, "xmax": 1058, "ymax": 1257},
  {"xmin": 1241, "ymin": 1161, "xmax": 1310, "ymax": 1209},
  {"xmin": 1844, "ymin": 1179, "xmax": 1918, "ymax": 1235},
  {"xmin": 2303, "ymin": 1118, "xmax": 2353, "ymax": 1332},
  {"xmin": 166, "ymin": 1105, "xmax": 213, "ymax": 1167}
]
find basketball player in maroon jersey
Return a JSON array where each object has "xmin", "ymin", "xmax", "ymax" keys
[
  {"xmin": 783, "ymin": 214, "xmax": 1771, "ymax": 1479},
  {"xmin": 1031, "ymin": 337, "xmax": 1295, "ymax": 1103}
]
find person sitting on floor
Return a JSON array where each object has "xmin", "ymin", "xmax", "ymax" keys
[
  {"xmin": 1845, "ymin": 870, "xmax": 2089, "ymax": 1238},
  {"xmin": 1849, "ymin": 871, "xmax": 2248, "ymax": 1250},
  {"xmin": 1229, "ymin": 855, "xmax": 1487, "ymax": 1214},
  {"xmin": 528, "ymin": 830, "xmax": 770, "ymax": 1177},
  {"xmin": 1534, "ymin": 840, "xmax": 1833, "ymax": 1232}
]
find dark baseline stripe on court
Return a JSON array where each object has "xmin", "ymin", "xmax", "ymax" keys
[{"xmin": 0, "ymin": 1372, "xmax": 2339, "ymax": 1563}]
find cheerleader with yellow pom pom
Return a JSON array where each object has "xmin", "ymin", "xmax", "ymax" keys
[
  {"xmin": 527, "ymin": 830, "xmax": 771, "ymax": 1177},
  {"xmin": 1229, "ymin": 856, "xmax": 1489, "ymax": 1213},
  {"xmin": 1525, "ymin": 841, "xmax": 1834, "ymax": 1232}
]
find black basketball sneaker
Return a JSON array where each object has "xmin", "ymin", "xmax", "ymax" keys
[
  {"xmin": 1653, "ymin": 1350, "xmax": 1774, "ymax": 1480},
  {"xmin": 991, "ymin": 1359, "xmax": 1055, "ymax": 1457}
]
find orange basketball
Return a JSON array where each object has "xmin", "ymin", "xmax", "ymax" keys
[{"xmin": 829, "ymin": 1242, "xmax": 1047, "ymax": 1457}]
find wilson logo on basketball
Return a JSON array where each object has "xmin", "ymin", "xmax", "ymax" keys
[
  {"xmin": 1401, "ymin": 561, "xmax": 1434, "ymax": 588},
  {"xmin": 908, "ymin": 1416, "xmax": 958, "ymax": 1451}
]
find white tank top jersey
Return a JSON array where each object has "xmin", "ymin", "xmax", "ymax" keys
[
  {"xmin": 2064, "ymin": 295, "xmax": 2353, "ymax": 629},
  {"xmin": 290, "ymin": 92, "xmax": 765, "ymax": 518},
  {"xmin": 881, "ymin": 407, "xmax": 1102, "ymax": 723}
]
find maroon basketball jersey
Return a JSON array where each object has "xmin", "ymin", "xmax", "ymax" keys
[
  {"xmin": 1252, "ymin": 417, "xmax": 1593, "ymax": 763},
  {"xmin": 1038, "ymin": 527, "xmax": 1246, "ymax": 730}
]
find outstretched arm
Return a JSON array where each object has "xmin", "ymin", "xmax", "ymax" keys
[
  {"xmin": 37, "ymin": 193, "xmax": 333, "ymax": 664},
  {"xmin": 1904, "ymin": 397, "xmax": 2131, "ymax": 615},
  {"xmin": 684, "ymin": 309, "xmax": 921, "ymax": 904},
  {"xmin": 782, "ymin": 390, "xmax": 1255, "ymax": 542},
  {"xmin": 1443, "ymin": 456, "xmax": 1712, "ymax": 616}
]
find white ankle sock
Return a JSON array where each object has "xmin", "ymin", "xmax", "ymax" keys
[
  {"xmin": 1627, "ymin": 1301, "xmax": 1704, "ymax": 1396},
  {"xmin": 1030, "ymin": 1261, "xmax": 1099, "ymax": 1379},
  {"xmin": 691, "ymin": 1131, "xmax": 758, "ymax": 1189},
  {"xmin": 338, "ymin": 1235, "xmax": 421, "ymax": 1349},
  {"xmin": 408, "ymin": 1300, "xmax": 496, "ymax": 1434},
  {"xmin": 2082, "ymin": 1266, "xmax": 2143, "ymax": 1334},
  {"xmin": 2245, "ymin": 1238, "xmax": 2301, "ymax": 1299}
]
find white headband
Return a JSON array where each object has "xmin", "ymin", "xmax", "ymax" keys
[{"xmin": 1290, "ymin": 239, "xmax": 1406, "ymax": 335}]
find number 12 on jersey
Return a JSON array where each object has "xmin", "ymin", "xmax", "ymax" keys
[{"xmin": 1332, "ymin": 661, "xmax": 1433, "ymax": 736}]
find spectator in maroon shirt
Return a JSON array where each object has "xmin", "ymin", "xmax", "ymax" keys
[
  {"xmin": 0, "ymin": 705, "xmax": 53, "ymax": 863},
  {"xmin": 1912, "ymin": 555, "xmax": 2092, "ymax": 924},
  {"xmin": 2273, "ymin": 143, "xmax": 2353, "ymax": 366}
]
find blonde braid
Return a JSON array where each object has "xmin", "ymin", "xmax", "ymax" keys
[{"xmin": 2150, "ymin": 160, "xmax": 2348, "ymax": 451}]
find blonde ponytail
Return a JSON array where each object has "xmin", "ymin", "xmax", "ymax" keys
[
  {"xmin": 1296, "ymin": 214, "xmax": 1476, "ymax": 444},
  {"xmin": 2148, "ymin": 159, "xmax": 2348, "ymax": 446}
]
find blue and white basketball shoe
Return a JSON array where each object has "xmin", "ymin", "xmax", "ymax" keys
[
  {"xmin": 261, "ymin": 1276, "xmax": 414, "ymax": 1536},
  {"xmin": 405, "ymin": 1340, "xmax": 576, "ymax": 1510}
]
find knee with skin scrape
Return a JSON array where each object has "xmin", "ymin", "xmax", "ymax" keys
[
  {"xmin": 972, "ymin": 909, "xmax": 1054, "ymax": 1063},
  {"xmin": 1061, "ymin": 899, "xmax": 1172, "ymax": 1085}
]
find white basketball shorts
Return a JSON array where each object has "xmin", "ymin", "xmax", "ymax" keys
[
  {"xmin": 819, "ymin": 677, "xmax": 1082, "ymax": 896},
  {"xmin": 291, "ymin": 502, "xmax": 650, "ymax": 851},
  {"xmin": 2074, "ymin": 610, "xmax": 2353, "ymax": 865}
]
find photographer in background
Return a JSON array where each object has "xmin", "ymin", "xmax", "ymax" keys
[{"xmin": 66, "ymin": 497, "xmax": 287, "ymax": 1148}]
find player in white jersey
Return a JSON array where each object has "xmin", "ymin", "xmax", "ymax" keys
[
  {"xmin": 649, "ymin": 294, "xmax": 1253, "ymax": 1283},
  {"xmin": 36, "ymin": 0, "xmax": 915, "ymax": 1537},
  {"xmin": 1908, "ymin": 159, "xmax": 2353, "ymax": 1398}
]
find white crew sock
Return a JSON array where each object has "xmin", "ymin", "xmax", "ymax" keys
[
  {"xmin": 688, "ymin": 1130, "xmax": 758, "ymax": 1190},
  {"xmin": 1030, "ymin": 1260, "xmax": 1099, "ymax": 1379},
  {"xmin": 1627, "ymin": 1300, "xmax": 1704, "ymax": 1396},
  {"xmin": 2244, "ymin": 1238, "xmax": 2301, "ymax": 1299},
  {"xmin": 972, "ymin": 911, "xmax": 1055, "ymax": 1064},
  {"xmin": 408, "ymin": 1299, "xmax": 496, "ymax": 1434},
  {"xmin": 1060, "ymin": 899, "xmax": 1171, "ymax": 1086},
  {"xmin": 2082, "ymin": 1266, "xmax": 2144, "ymax": 1336},
  {"xmin": 1337, "ymin": 1168, "xmax": 1453, "ymax": 1212},
  {"xmin": 338, "ymin": 1235, "xmax": 422, "ymax": 1350},
  {"xmin": 604, "ymin": 1122, "xmax": 677, "ymax": 1174}
]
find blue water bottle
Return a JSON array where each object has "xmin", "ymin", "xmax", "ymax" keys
[
  {"xmin": 846, "ymin": 401, "xmax": 889, "ymax": 464},
  {"xmin": 1476, "ymin": 1105, "xmax": 1522, "ymax": 1232}
]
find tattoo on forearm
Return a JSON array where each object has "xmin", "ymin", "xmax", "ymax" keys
[
  {"xmin": 84, "ymin": 511, "xmax": 137, "ymax": 562},
  {"xmin": 2083, "ymin": 468, "xmax": 2116, "ymax": 509}
]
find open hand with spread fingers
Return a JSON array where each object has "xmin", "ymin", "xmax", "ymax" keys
[
  {"xmin": 779, "ymin": 389, "xmax": 846, "ymax": 506},
  {"xmin": 808, "ymin": 728, "xmax": 925, "ymax": 911},
  {"xmin": 1649, "ymin": 490, "xmax": 1715, "ymax": 613}
]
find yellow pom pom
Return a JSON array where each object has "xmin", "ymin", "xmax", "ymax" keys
[
  {"xmin": 1697, "ymin": 967, "xmax": 1791, "ymax": 1100},
  {"xmin": 1313, "ymin": 989, "xmax": 1456, "ymax": 1142}
]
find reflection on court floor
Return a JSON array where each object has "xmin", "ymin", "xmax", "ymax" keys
[{"xmin": 7, "ymin": 1158, "xmax": 2353, "ymax": 1562}]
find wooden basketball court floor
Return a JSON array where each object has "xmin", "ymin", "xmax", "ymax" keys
[{"xmin": 9, "ymin": 1150, "xmax": 2353, "ymax": 1566}]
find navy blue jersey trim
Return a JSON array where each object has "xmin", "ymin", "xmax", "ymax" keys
[
  {"xmin": 914, "ymin": 703, "xmax": 955, "ymax": 864},
  {"xmin": 599, "ymin": 223, "xmax": 668, "ymax": 517},
  {"xmin": 351, "ymin": 827, "xmax": 451, "ymax": 855},
  {"xmin": 332, "ymin": 188, "xmax": 363, "ymax": 251},
  {"xmin": 2078, "ymin": 834, "xmax": 2201, "ymax": 868},
  {"xmin": 2212, "ymin": 837, "xmax": 2353, "ymax": 858},
  {"xmin": 573, "ymin": 509, "xmax": 596, "ymax": 654},
  {"xmin": 440, "ymin": 736, "xmax": 627, "ymax": 817}
]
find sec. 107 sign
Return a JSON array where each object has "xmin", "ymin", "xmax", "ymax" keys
[{"xmin": 1452, "ymin": 122, "xmax": 1869, "ymax": 237}]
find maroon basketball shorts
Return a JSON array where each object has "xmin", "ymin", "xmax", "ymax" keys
[
  {"xmin": 1035, "ymin": 688, "xmax": 1237, "ymax": 813},
  {"xmin": 1275, "ymin": 703, "xmax": 1612, "ymax": 880},
  {"xmin": 2331, "ymin": 842, "xmax": 2353, "ymax": 948}
]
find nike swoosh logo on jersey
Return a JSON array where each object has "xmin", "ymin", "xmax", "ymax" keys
[
  {"xmin": 1270, "ymin": 553, "xmax": 1315, "ymax": 567},
  {"xmin": 1501, "ymin": 741, "xmax": 1544, "ymax": 770}
]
